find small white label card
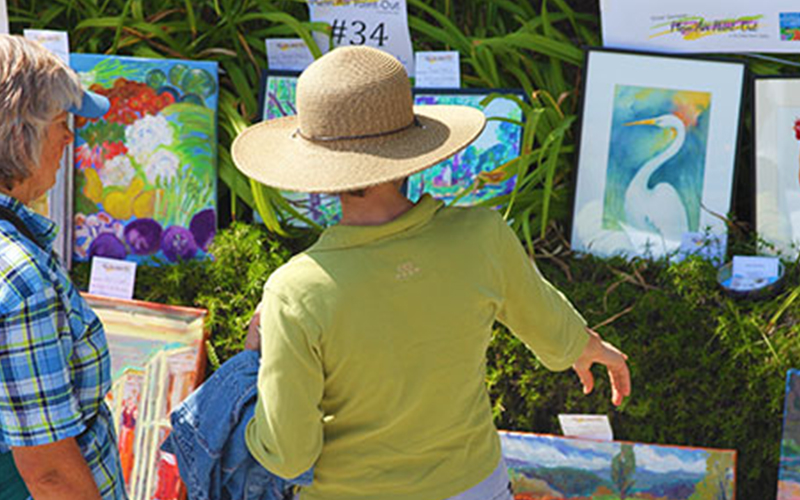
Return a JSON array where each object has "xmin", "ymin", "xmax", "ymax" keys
[
  {"xmin": 676, "ymin": 232, "xmax": 727, "ymax": 266},
  {"xmin": 0, "ymin": 0, "xmax": 8, "ymax": 34},
  {"xmin": 558, "ymin": 414, "xmax": 614, "ymax": 441},
  {"xmin": 414, "ymin": 51, "xmax": 460, "ymax": 88},
  {"xmin": 730, "ymin": 255, "xmax": 780, "ymax": 291},
  {"xmin": 307, "ymin": 0, "xmax": 415, "ymax": 76},
  {"xmin": 89, "ymin": 257, "xmax": 137, "ymax": 300},
  {"xmin": 23, "ymin": 29, "xmax": 70, "ymax": 64},
  {"xmin": 265, "ymin": 38, "xmax": 316, "ymax": 72}
]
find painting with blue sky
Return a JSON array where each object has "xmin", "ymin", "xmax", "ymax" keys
[
  {"xmin": 778, "ymin": 369, "xmax": 800, "ymax": 500},
  {"xmin": 604, "ymin": 85, "xmax": 710, "ymax": 239},
  {"xmin": 500, "ymin": 431, "xmax": 735, "ymax": 500}
]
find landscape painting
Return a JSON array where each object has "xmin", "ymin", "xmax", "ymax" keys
[
  {"xmin": 408, "ymin": 90, "xmax": 523, "ymax": 206},
  {"xmin": 261, "ymin": 71, "xmax": 341, "ymax": 228},
  {"xmin": 778, "ymin": 369, "xmax": 800, "ymax": 500},
  {"xmin": 602, "ymin": 85, "xmax": 710, "ymax": 257},
  {"xmin": 71, "ymin": 54, "xmax": 218, "ymax": 265},
  {"xmin": 500, "ymin": 431, "xmax": 736, "ymax": 500}
]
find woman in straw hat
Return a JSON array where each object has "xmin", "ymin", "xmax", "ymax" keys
[
  {"xmin": 234, "ymin": 46, "xmax": 630, "ymax": 499},
  {"xmin": 0, "ymin": 35, "xmax": 126, "ymax": 500}
]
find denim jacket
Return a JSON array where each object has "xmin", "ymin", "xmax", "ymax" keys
[{"xmin": 161, "ymin": 350, "xmax": 313, "ymax": 500}]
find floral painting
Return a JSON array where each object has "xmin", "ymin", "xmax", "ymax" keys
[
  {"xmin": 261, "ymin": 72, "xmax": 342, "ymax": 228},
  {"xmin": 408, "ymin": 91, "xmax": 524, "ymax": 205},
  {"xmin": 500, "ymin": 431, "xmax": 736, "ymax": 500},
  {"xmin": 71, "ymin": 55, "xmax": 218, "ymax": 264}
]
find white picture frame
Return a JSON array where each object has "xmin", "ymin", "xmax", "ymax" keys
[
  {"xmin": 754, "ymin": 77, "xmax": 800, "ymax": 256},
  {"xmin": 570, "ymin": 49, "xmax": 745, "ymax": 260}
]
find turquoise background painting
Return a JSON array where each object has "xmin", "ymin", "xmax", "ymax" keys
[{"xmin": 603, "ymin": 85, "xmax": 711, "ymax": 233}]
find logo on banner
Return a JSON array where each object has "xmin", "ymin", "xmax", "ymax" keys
[
  {"xmin": 650, "ymin": 15, "xmax": 763, "ymax": 41},
  {"xmin": 780, "ymin": 13, "xmax": 800, "ymax": 41}
]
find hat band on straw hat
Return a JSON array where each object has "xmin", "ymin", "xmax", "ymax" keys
[{"xmin": 293, "ymin": 117, "xmax": 424, "ymax": 143}]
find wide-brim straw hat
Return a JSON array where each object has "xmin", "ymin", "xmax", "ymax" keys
[{"xmin": 232, "ymin": 46, "xmax": 486, "ymax": 193}]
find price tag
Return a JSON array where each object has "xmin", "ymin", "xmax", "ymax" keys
[
  {"xmin": 24, "ymin": 30, "xmax": 70, "ymax": 64},
  {"xmin": 89, "ymin": 257, "xmax": 137, "ymax": 300},
  {"xmin": 266, "ymin": 38, "xmax": 315, "ymax": 72},
  {"xmin": 414, "ymin": 51, "xmax": 460, "ymax": 88},
  {"xmin": 558, "ymin": 414, "xmax": 614, "ymax": 441},
  {"xmin": 730, "ymin": 255, "xmax": 780, "ymax": 291},
  {"xmin": 0, "ymin": 0, "xmax": 8, "ymax": 35},
  {"xmin": 307, "ymin": 0, "xmax": 414, "ymax": 76}
]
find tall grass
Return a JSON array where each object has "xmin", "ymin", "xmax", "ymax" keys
[{"xmin": 9, "ymin": 0, "xmax": 596, "ymax": 243}]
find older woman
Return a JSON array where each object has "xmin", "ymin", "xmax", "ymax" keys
[{"xmin": 0, "ymin": 36, "xmax": 126, "ymax": 500}]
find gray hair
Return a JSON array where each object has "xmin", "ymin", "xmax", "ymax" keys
[{"xmin": 0, "ymin": 35, "xmax": 82, "ymax": 189}]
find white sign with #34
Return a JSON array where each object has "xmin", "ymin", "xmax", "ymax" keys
[{"xmin": 307, "ymin": 0, "xmax": 414, "ymax": 76}]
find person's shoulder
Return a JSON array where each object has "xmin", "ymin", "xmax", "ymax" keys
[
  {"xmin": 263, "ymin": 251, "xmax": 336, "ymax": 302},
  {"xmin": 436, "ymin": 204, "xmax": 505, "ymax": 236},
  {"xmin": 0, "ymin": 230, "xmax": 52, "ymax": 314}
]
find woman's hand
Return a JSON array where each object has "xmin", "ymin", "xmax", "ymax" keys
[
  {"xmin": 572, "ymin": 328, "xmax": 631, "ymax": 407},
  {"xmin": 244, "ymin": 303, "xmax": 262, "ymax": 351}
]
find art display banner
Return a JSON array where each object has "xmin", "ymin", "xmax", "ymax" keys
[
  {"xmin": 265, "ymin": 38, "xmax": 315, "ymax": 72},
  {"xmin": 307, "ymin": 0, "xmax": 414, "ymax": 76},
  {"xmin": 601, "ymin": 0, "xmax": 800, "ymax": 54},
  {"xmin": 571, "ymin": 50, "xmax": 745, "ymax": 260}
]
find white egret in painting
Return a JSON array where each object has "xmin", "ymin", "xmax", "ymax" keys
[{"xmin": 621, "ymin": 114, "xmax": 689, "ymax": 248}]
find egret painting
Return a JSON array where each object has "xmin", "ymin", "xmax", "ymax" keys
[
  {"xmin": 603, "ymin": 85, "xmax": 711, "ymax": 255},
  {"xmin": 572, "ymin": 50, "xmax": 743, "ymax": 260}
]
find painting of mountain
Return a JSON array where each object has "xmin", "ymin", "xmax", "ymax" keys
[{"xmin": 499, "ymin": 431, "xmax": 736, "ymax": 500}]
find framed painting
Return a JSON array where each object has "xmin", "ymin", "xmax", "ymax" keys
[
  {"xmin": 85, "ymin": 294, "xmax": 207, "ymax": 500},
  {"xmin": 500, "ymin": 431, "xmax": 736, "ymax": 499},
  {"xmin": 754, "ymin": 77, "xmax": 800, "ymax": 256},
  {"xmin": 409, "ymin": 88, "xmax": 525, "ymax": 206},
  {"xmin": 259, "ymin": 70, "xmax": 342, "ymax": 228},
  {"xmin": 570, "ymin": 49, "xmax": 745, "ymax": 260},
  {"xmin": 70, "ymin": 54, "xmax": 219, "ymax": 265},
  {"xmin": 779, "ymin": 369, "xmax": 800, "ymax": 499}
]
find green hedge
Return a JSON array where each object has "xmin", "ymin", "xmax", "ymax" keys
[{"xmin": 73, "ymin": 222, "xmax": 799, "ymax": 498}]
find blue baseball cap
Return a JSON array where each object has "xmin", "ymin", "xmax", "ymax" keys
[{"xmin": 67, "ymin": 89, "xmax": 110, "ymax": 118}]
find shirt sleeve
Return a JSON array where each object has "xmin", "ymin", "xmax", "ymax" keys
[
  {"xmin": 245, "ymin": 287, "xmax": 324, "ymax": 479},
  {"xmin": 494, "ymin": 214, "xmax": 589, "ymax": 371},
  {"xmin": 0, "ymin": 286, "xmax": 85, "ymax": 447}
]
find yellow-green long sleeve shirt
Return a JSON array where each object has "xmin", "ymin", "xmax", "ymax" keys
[{"xmin": 245, "ymin": 194, "xmax": 589, "ymax": 500}]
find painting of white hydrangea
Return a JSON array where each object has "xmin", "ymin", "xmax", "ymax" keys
[{"xmin": 71, "ymin": 55, "xmax": 218, "ymax": 265}]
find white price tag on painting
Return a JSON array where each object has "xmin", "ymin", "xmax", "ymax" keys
[
  {"xmin": 558, "ymin": 414, "xmax": 614, "ymax": 442},
  {"xmin": 23, "ymin": 30, "xmax": 70, "ymax": 64},
  {"xmin": 730, "ymin": 255, "xmax": 780, "ymax": 291},
  {"xmin": 266, "ymin": 38, "xmax": 316, "ymax": 72},
  {"xmin": 0, "ymin": 0, "xmax": 8, "ymax": 34},
  {"xmin": 89, "ymin": 257, "xmax": 137, "ymax": 300},
  {"xmin": 414, "ymin": 51, "xmax": 460, "ymax": 88},
  {"xmin": 307, "ymin": 0, "xmax": 414, "ymax": 76}
]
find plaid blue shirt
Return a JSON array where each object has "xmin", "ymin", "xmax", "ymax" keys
[{"xmin": 0, "ymin": 193, "xmax": 126, "ymax": 499}]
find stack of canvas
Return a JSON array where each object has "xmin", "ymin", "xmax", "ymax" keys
[{"xmin": 86, "ymin": 294, "xmax": 207, "ymax": 500}]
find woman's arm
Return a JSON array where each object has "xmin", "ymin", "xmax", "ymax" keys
[{"xmin": 13, "ymin": 437, "xmax": 102, "ymax": 500}]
